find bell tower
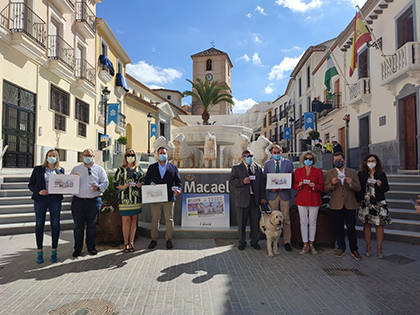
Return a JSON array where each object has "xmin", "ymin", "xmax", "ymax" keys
[{"xmin": 190, "ymin": 47, "xmax": 233, "ymax": 116}]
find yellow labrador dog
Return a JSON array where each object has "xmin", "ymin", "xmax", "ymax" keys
[{"xmin": 259, "ymin": 210, "xmax": 284, "ymax": 257}]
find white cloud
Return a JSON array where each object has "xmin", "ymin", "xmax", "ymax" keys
[
  {"xmin": 247, "ymin": 13, "xmax": 253, "ymax": 18},
  {"xmin": 280, "ymin": 46, "xmax": 301, "ymax": 53},
  {"xmin": 255, "ymin": 6, "xmax": 266, "ymax": 16},
  {"xmin": 232, "ymin": 98, "xmax": 257, "ymax": 113},
  {"xmin": 127, "ymin": 60, "xmax": 182, "ymax": 85},
  {"xmin": 346, "ymin": 0, "xmax": 367, "ymax": 7},
  {"xmin": 263, "ymin": 83, "xmax": 275, "ymax": 95},
  {"xmin": 252, "ymin": 53, "xmax": 262, "ymax": 66},
  {"xmin": 148, "ymin": 84, "xmax": 164, "ymax": 90},
  {"xmin": 268, "ymin": 54, "xmax": 303, "ymax": 80},
  {"xmin": 275, "ymin": 0, "xmax": 323, "ymax": 13},
  {"xmin": 236, "ymin": 54, "xmax": 251, "ymax": 62},
  {"xmin": 253, "ymin": 34, "xmax": 262, "ymax": 43}
]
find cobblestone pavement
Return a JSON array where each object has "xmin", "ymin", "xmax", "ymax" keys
[{"xmin": 1, "ymin": 231, "xmax": 420, "ymax": 315}]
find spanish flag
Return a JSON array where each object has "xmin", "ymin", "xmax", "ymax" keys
[{"xmin": 349, "ymin": 12, "xmax": 372, "ymax": 77}]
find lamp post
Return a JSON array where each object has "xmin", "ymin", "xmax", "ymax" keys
[
  {"xmin": 102, "ymin": 86, "xmax": 111, "ymax": 145},
  {"xmin": 147, "ymin": 112, "xmax": 153, "ymax": 154}
]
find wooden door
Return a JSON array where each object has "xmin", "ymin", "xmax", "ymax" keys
[
  {"xmin": 359, "ymin": 116, "xmax": 370, "ymax": 160},
  {"xmin": 339, "ymin": 127, "xmax": 345, "ymax": 157},
  {"xmin": 403, "ymin": 95, "xmax": 417, "ymax": 170}
]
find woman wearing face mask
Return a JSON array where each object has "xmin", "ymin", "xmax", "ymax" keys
[
  {"xmin": 356, "ymin": 154, "xmax": 391, "ymax": 259},
  {"xmin": 292, "ymin": 151, "xmax": 324, "ymax": 255},
  {"xmin": 114, "ymin": 149, "xmax": 145, "ymax": 253},
  {"xmin": 28, "ymin": 149, "xmax": 65, "ymax": 263}
]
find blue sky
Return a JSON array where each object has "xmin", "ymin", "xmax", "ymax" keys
[{"xmin": 97, "ymin": 0, "xmax": 367, "ymax": 113}]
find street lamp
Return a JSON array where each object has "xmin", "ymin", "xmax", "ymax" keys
[
  {"xmin": 102, "ymin": 86, "xmax": 111, "ymax": 141},
  {"xmin": 147, "ymin": 112, "xmax": 153, "ymax": 154}
]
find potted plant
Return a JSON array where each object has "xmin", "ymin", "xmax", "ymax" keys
[
  {"xmin": 308, "ymin": 130, "xmax": 320, "ymax": 141},
  {"xmin": 116, "ymin": 136, "xmax": 128, "ymax": 146},
  {"xmin": 96, "ymin": 175, "xmax": 123, "ymax": 242}
]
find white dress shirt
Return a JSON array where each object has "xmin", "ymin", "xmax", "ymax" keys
[{"xmin": 71, "ymin": 163, "xmax": 109, "ymax": 198}]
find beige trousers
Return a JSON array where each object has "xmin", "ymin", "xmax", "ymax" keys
[
  {"xmin": 150, "ymin": 201, "xmax": 175, "ymax": 241},
  {"xmin": 268, "ymin": 194, "xmax": 291, "ymax": 244}
]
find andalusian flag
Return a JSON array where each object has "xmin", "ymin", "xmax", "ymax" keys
[
  {"xmin": 324, "ymin": 53, "xmax": 338, "ymax": 99},
  {"xmin": 349, "ymin": 12, "xmax": 372, "ymax": 77}
]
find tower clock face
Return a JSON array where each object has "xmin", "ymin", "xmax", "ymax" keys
[{"xmin": 205, "ymin": 73, "xmax": 213, "ymax": 81}]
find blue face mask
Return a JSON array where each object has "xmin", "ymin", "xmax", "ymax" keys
[
  {"xmin": 273, "ymin": 154, "xmax": 282, "ymax": 160},
  {"xmin": 47, "ymin": 157, "xmax": 57, "ymax": 165},
  {"xmin": 304, "ymin": 159, "xmax": 313, "ymax": 166},
  {"xmin": 83, "ymin": 157, "xmax": 93, "ymax": 165},
  {"xmin": 159, "ymin": 154, "xmax": 167, "ymax": 162},
  {"xmin": 245, "ymin": 157, "xmax": 253, "ymax": 165}
]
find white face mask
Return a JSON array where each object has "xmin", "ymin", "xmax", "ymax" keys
[
  {"xmin": 126, "ymin": 156, "xmax": 135, "ymax": 164},
  {"xmin": 367, "ymin": 162, "xmax": 376, "ymax": 169}
]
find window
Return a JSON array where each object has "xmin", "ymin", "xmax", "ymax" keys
[
  {"xmin": 160, "ymin": 122, "xmax": 165, "ymax": 137},
  {"xmin": 167, "ymin": 95, "xmax": 171, "ymax": 100},
  {"xmin": 307, "ymin": 97, "xmax": 311, "ymax": 112},
  {"xmin": 268, "ymin": 112, "xmax": 272, "ymax": 125},
  {"xmin": 263, "ymin": 115, "xmax": 267, "ymax": 128},
  {"xmin": 206, "ymin": 59, "xmax": 212, "ymax": 71},
  {"xmin": 101, "ymin": 40, "xmax": 108, "ymax": 56},
  {"xmin": 117, "ymin": 60, "xmax": 122, "ymax": 74},
  {"xmin": 397, "ymin": 6, "xmax": 414, "ymax": 49},
  {"xmin": 77, "ymin": 151, "xmax": 84, "ymax": 162},
  {"xmin": 50, "ymin": 85, "xmax": 69, "ymax": 131},
  {"xmin": 75, "ymin": 98, "xmax": 89, "ymax": 137},
  {"xmin": 56, "ymin": 148, "xmax": 66, "ymax": 161},
  {"xmin": 359, "ymin": 49, "xmax": 369, "ymax": 78},
  {"xmin": 307, "ymin": 66, "xmax": 310, "ymax": 88},
  {"xmin": 298, "ymin": 78, "xmax": 302, "ymax": 97}
]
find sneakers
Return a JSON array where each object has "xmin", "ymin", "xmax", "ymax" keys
[
  {"xmin": 148, "ymin": 240, "xmax": 157, "ymax": 249},
  {"xmin": 166, "ymin": 240, "xmax": 173, "ymax": 249},
  {"xmin": 284, "ymin": 243, "xmax": 292, "ymax": 252},
  {"xmin": 250, "ymin": 243, "xmax": 261, "ymax": 250},
  {"xmin": 351, "ymin": 251, "xmax": 362, "ymax": 261},
  {"xmin": 335, "ymin": 249, "xmax": 345, "ymax": 258}
]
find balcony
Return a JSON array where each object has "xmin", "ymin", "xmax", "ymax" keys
[
  {"xmin": 0, "ymin": 2, "xmax": 47, "ymax": 64},
  {"xmin": 271, "ymin": 134, "xmax": 278, "ymax": 143},
  {"xmin": 380, "ymin": 41, "xmax": 420, "ymax": 94},
  {"xmin": 48, "ymin": 35, "xmax": 74, "ymax": 81},
  {"xmin": 349, "ymin": 78, "xmax": 371, "ymax": 111},
  {"xmin": 75, "ymin": 1, "xmax": 95, "ymax": 39},
  {"xmin": 50, "ymin": 0, "xmax": 74, "ymax": 14},
  {"xmin": 271, "ymin": 115, "xmax": 278, "ymax": 123},
  {"xmin": 75, "ymin": 58, "xmax": 96, "ymax": 97},
  {"xmin": 115, "ymin": 73, "xmax": 129, "ymax": 98},
  {"xmin": 115, "ymin": 112, "xmax": 126, "ymax": 134}
]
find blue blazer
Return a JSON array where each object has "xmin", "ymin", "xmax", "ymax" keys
[
  {"xmin": 263, "ymin": 158, "xmax": 294, "ymax": 201},
  {"xmin": 144, "ymin": 162, "xmax": 182, "ymax": 201},
  {"xmin": 28, "ymin": 166, "xmax": 65, "ymax": 201}
]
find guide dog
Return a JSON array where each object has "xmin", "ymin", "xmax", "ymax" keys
[{"xmin": 259, "ymin": 210, "xmax": 284, "ymax": 257}]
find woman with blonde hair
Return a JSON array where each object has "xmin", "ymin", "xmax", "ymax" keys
[
  {"xmin": 292, "ymin": 151, "xmax": 324, "ymax": 255},
  {"xmin": 28, "ymin": 149, "xmax": 65, "ymax": 263},
  {"xmin": 114, "ymin": 149, "xmax": 145, "ymax": 252}
]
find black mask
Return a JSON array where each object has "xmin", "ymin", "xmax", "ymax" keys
[{"xmin": 334, "ymin": 161, "xmax": 344, "ymax": 168}]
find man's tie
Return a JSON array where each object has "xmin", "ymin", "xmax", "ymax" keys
[
  {"xmin": 276, "ymin": 161, "xmax": 280, "ymax": 173},
  {"xmin": 248, "ymin": 165, "xmax": 254, "ymax": 194}
]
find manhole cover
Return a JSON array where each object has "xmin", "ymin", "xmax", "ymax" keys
[
  {"xmin": 384, "ymin": 254, "xmax": 416, "ymax": 265},
  {"xmin": 323, "ymin": 267, "xmax": 367, "ymax": 276},
  {"xmin": 49, "ymin": 299, "xmax": 115, "ymax": 315}
]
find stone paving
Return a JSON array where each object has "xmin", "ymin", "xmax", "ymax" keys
[{"xmin": 1, "ymin": 231, "xmax": 420, "ymax": 315}]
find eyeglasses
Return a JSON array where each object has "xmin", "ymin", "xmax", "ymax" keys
[
  {"xmin": 304, "ymin": 157, "xmax": 313, "ymax": 161},
  {"xmin": 83, "ymin": 155, "xmax": 93, "ymax": 157},
  {"xmin": 88, "ymin": 167, "xmax": 92, "ymax": 176},
  {"xmin": 272, "ymin": 152, "xmax": 281, "ymax": 154},
  {"xmin": 126, "ymin": 154, "xmax": 136, "ymax": 157},
  {"xmin": 244, "ymin": 155, "xmax": 254, "ymax": 158}
]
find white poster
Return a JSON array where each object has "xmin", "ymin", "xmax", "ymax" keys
[
  {"xmin": 48, "ymin": 174, "xmax": 80, "ymax": 194},
  {"xmin": 141, "ymin": 184, "xmax": 168, "ymax": 203},
  {"xmin": 266, "ymin": 173, "xmax": 292, "ymax": 189}
]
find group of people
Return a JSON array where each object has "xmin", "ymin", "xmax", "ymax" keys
[
  {"xmin": 229, "ymin": 144, "xmax": 392, "ymax": 261},
  {"xmin": 28, "ymin": 146, "xmax": 181, "ymax": 263}
]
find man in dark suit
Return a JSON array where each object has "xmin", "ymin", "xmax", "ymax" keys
[
  {"xmin": 324, "ymin": 152, "xmax": 361, "ymax": 260},
  {"xmin": 145, "ymin": 146, "xmax": 182, "ymax": 250},
  {"xmin": 263, "ymin": 145, "xmax": 294, "ymax": 251},
  {"xmin": 333, "ymin": 141, "xmax": 343, "ymax": 154},
  {"xmin": 230, "ymin": 149, "xmax": 266, "ymax": 250}
]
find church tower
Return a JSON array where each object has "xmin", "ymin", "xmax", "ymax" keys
[{"xmin": 190, "ymin": 47, "xmax": 233, "ymax": 116}]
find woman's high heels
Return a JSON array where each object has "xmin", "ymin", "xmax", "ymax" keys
[{"xmin": 365, "ymin": 245, "xmax": 372, "ymax": 257}]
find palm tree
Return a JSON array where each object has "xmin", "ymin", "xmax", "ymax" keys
[{"xmin": 183, "ymin": 78, "xmax": 234, "ymax": 125}]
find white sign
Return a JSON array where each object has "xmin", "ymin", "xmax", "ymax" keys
[
  {"xmin": 100, "ymin": 135, "xmax": 110, "ymax": 142},
  {"xmin": 48, "ymin": 174, "xmax": 80, "ymax": 194},
  {"xmin": 266, "ymin": 173, "xmax": 292, "ymax": 189},
  {"xmin": 321, "ymin": 120, "xmax": 333, "ymax": 130},
  {"xmin": 141, "ymin": 184, "xmax": 168, "ymax": 203}
]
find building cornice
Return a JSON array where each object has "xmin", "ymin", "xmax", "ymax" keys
[{"xmin": 96, "ymin": 18, "xmax": 131, "ymax": 64}]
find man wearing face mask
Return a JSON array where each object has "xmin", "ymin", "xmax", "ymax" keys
[
  {"xmin": 230, "ymin": 149, "xmax": 266, "ymax": 250},
  {"xmin": 324, "ymin": 152, "xmax": 361, "ymax": 260},
  {"xmin": 263, "ymin": 145, "xmax": 294, "ymax": 252},
  {"xmin": 70, "ymin": 149, "xmax": 109, "ymax": 257},
  {"xmin": 145, "ymin": 146, "xmax": 182, "ymax": 250}
]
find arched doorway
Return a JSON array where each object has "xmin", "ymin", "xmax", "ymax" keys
[{"xmin": 126, "ymin": 123, "xmax": 132, "ymax": 149}]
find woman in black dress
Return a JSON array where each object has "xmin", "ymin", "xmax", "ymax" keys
[{"xmin": 357, "ymin": 154, "xmax": 391, "ymax": 259}]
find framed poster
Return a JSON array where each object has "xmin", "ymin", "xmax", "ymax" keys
[
  {"xmin": 48, "ymin": 174, "xmax": 80, "ymax": 194},
  {"xmin": 266, "ymin": 173, "xmax": 292, "ymax": 189},
  {"xmin": 141, "ymin": 184, "xmax": 168, "ymax": 203},
  {"xmin": 181, "ymin": 194, "xmax": 230, "ymax": 228}
]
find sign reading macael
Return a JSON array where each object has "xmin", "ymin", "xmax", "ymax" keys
[{"xmin": 184, "ymin": 180, "xmax": 230, "ymax": 194}]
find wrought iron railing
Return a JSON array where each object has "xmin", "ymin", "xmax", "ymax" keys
[
  {"xmin": 75, "ymin": 1, "xmax": 95, "ymax": 32},
  {"xmin": 271, "ymin": 115, "xmax": 278, "ymax": 123},
  {"xmin": 118, "ymin": 112, "xmax": 126, "ymax": 129},
  {"xmin": 48, "ymin": 35, "xmax": 74, "ymax": 69},
  {"xmin": 75, "ymin": 58, "xmax": 95, "ymax": 87},
  {"xmin": 0, "ymin": 2, "xmax": 47, "ymax": 47},
  {"xmin": 331, "ymin": 92, "xmax": 342, "ymax": 109}
]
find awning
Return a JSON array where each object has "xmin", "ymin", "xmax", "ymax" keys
[
  {"xmin": 99, "ymin": 55, "xmax": 115, "ymax": 76},
  {"xmin": 116, "ymin": 73, "xmax": 129, "ymax": 91}
]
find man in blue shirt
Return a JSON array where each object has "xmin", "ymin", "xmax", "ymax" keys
[{"xmin": 145, "ymin": 147, "xmax": 182, "ymax": 250}]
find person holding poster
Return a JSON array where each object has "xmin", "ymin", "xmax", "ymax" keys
[
  {"xmin": 70, "ymin": 149, "xmax": 109, "ymax": 257},
  {"xmin": 114, "ymin": 149, "xmax": 145, "ymax": 253},
  {"xmin": 145, "ymin": 146, "xmax": 182, "ymax": 250},
  {"xmin": 263, "ymin": 145, "xmax": 294, "ymax": 252},
  {"xmin": 230, "ymin": 149, "xmax": 266, "ymax": 251},
  {"xmin": 292, "ymin": 151, "xmax": 324, "ymax": 255},
  {"xmin": 28, "ymin": 149, "xmax": 65, "ymax": 264}
]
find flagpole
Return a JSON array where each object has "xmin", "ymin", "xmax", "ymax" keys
[
  {"xmin": 356, "ymin": 5, "xmax": 393, "ymax": 74},
  {"xmin": 328, "ymin": 48, "xmax": 357, "ymax": 99}
]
